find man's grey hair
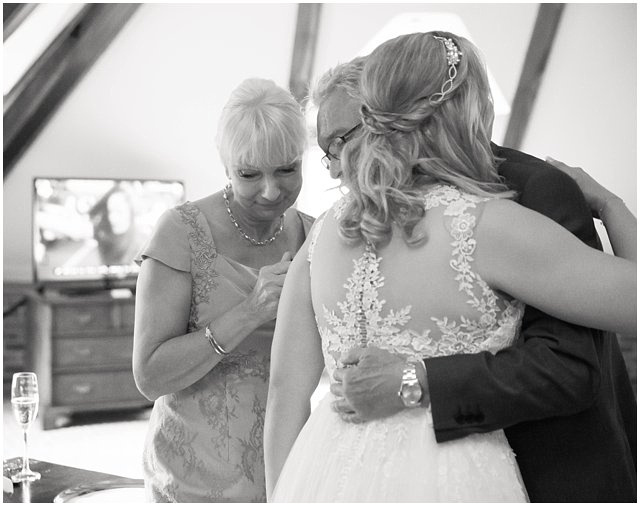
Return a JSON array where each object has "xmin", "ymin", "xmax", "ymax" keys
[{"xmin": 310, "ymin": 56, "xmax": 367, "ymax": 108}]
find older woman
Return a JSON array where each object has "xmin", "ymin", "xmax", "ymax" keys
[{"xmin": 133, "ymin": 78, "xmax": 314, "ymax": 502}]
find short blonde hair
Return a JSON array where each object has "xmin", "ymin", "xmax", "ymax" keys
[
  {"xmin": 216, "ymin": 78, "xmax": 307, "ymax": 169},
  {"xmin": 310, "ymin": 57, "xmax": 367, "ymax": 108}
]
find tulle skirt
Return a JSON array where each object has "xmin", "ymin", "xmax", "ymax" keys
[{"xmin": 271, "ymin": 394, "xmax": 528, "ymax": 502}]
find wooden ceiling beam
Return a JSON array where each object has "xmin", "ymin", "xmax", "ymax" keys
[
  {"xmin": 3, "ymin": 3, "xmax": 37, "ymax": 42},
  {"xmin": 3, "ymin": 4, "xmax": 140, "ymax": 179},
  {"xmin": 503, "ymin": 3, "xmax": 565, "ymax": 149},
  {"xmin": 289, "ymin": 3, "xmax": 322, "ymax": 104}
]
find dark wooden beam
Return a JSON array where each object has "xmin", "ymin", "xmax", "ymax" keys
[
  {"xmin": 289, "ymin": 3, "xmax": 322, "ymax": 104},
  {"xmin": 3, "ymin": 3, "xmax": 37, "ymax": 42},
  {"xmin": 3, "ymin": 4, "xmax": 140, "ymax": 179},
  {"xmin": 3, "ymin": 3, "xmax": 22, "ymax": 22},
  {"xmin": 503, "ymin": 3, "xmax": 565, "ymax": 149}
]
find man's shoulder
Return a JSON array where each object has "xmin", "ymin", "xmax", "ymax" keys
[
  {"xmin": 492, "ymin": 144, "xmax": 599, "ymax": 247},
  {"xmin": 492, "ymin": 143, "xmax": 544, "ymax": 165},
  {"xmin": 493, "ymin": 143, "xmax": 554, "ymax": 181},
  {"xmin": 492, "ymin": 143, "xmax": 577, "ymax": 199}
]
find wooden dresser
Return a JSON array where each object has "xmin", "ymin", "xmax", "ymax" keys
[
  {"xmin": 3, "ymin": 284, "xmax": 32, "ymax": 389},
  {"xmin": 27, "ymin": 289, "xmax": 151, "ymax": 429}
]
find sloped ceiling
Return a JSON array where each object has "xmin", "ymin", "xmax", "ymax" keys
[
  {"xmin": 3, "ymin": 4, "xmax": 140, "ymax": 179},
  {"xmin": 3, "ymin": 3, "xmax": 561, "ymax": 180}
]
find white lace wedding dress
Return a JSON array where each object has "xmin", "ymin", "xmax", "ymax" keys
[{"xmin": 271, "ymin": 185, "xmax": 529, "ymax": 502}]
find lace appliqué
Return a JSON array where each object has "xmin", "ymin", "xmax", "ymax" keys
[
  {"xmin": 425, "ymin": 185, "xmax": 524, "ymax": 356},
  {"xmin": 307, "ymin": 195, "xmax": 353, "ymax": 266},
  {"xmin": 307, "ymin": 213, "xmax": 326, "ymax": 266},
  {"xmin": 176, "ymin": 202, "xmax": 219, "ymax": 331},
  {"xmin": 238, "ymin": 395, "xmax": 266, "ymax": 484},
  {"xmin": 320, "ymin": 242, "xmax": 431, "ymax": 375},
  {"xmin": 332, "ymin": 193, "xmax": 352, "ymax": 220},
  {"xmin": 317, "ymin": 185, "xmax": 523, "ymax": 377}
]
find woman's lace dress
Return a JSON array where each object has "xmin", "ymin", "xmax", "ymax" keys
[
  {"xmin": 271, "ymin": 185, "xmax": 529, "ymax": 502},
  {"xmin": 137, "ymin": 200, "xmax": 314, "ymax": 502}
]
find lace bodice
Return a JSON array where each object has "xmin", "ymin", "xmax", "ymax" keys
[
  {"xmin": 137, "ymin": 201, "xmax": 316, "ymax": 502},
  {"xmin": 308, "ymin": 185, "xmax": 524, "ymax": 378}
]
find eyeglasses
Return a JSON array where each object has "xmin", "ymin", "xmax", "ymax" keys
[{"xmin": 320, "ymin": 123, "xmax": 362, "ymax": 170}]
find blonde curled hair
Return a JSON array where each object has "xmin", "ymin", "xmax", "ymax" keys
[{"xmin": 339, "ymin": 31, "xmax": 515, "ymax": 249}]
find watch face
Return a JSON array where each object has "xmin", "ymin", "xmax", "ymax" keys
[
  {"xmin": 399, "ymin": 361, "xmax": 422, "ymax": 407},
  {"xmin": 401, "ymin": 383, "xmax": 422, "ymax": 407}
]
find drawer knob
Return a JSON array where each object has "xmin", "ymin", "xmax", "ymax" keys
[
  {"xmin": 76, "ymin": 347, "xmax": 92, "ymax": 357},
  {"xmin": 73, "ymin": 384, "xmax": 92, "ymax": 395}
]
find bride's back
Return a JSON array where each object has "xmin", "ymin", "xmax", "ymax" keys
[{"xmin": 308, "ymin": 185, "xmax": 523, "ymax": 373}]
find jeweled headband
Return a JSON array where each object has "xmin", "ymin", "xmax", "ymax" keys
[{"xmin": 429, "ymin": 36, "xmax": 463, "ymax": 105}]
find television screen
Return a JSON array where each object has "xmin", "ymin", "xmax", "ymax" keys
[{"xmin": 33, "ymin": 177, "xmax": 185, "ymax": 288}]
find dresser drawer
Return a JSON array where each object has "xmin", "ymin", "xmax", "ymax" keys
[
  {"xmin": 53, "ymin": 305, "xmax": 113, "ymax": 334},
  {"xmin": 3, "ymin": 327, "xmax": 25, "ymax": 348},
  {"xmin": 3, "ymin": 303, "xmax": 26, "ymax": 329},
  {"xmin": 53, "ymin": 336, "xmax": 133, "ymax": 369},
  {"xmin": 53, "ymin": 371, "xmax": 144, "ymax": 405}
]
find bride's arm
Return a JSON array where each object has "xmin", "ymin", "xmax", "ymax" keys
[
  {"xmin": 264, "ymin": 238, "xmax": 325, "ymax": 500},
  {"xmin": 547, "ymin": 157, "xmax": 636, "ymax": 262},
  {"xmin": 477, "ymin": 199, "xmax": 636, "ymax": 336},
  {"xmin": 598, "ymin": 198, "xmax": 637, "ymax": 261}
]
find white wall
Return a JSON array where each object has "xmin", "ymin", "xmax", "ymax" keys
[
  {"xmin": 3, "ymin": 3, "xmax": 636, "ymax": 282},
  {"xmin": 521, "ymin": 3, "xmax": 637, "ymax": 214},
  {"xmin": 3, "ymin": 3, "xmax": 298, "ymax": 280},
  {"xmin": 312, "ymin": 3, "xmax": 538, "ymax": 104}
]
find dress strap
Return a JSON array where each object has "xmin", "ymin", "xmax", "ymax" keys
[
  {"xmin": 307, "ymin": 212, "xmax": 327, "ymax": 265},
  {"xmin": 424, "ymin": 185, "xmax": 506, "ymax": 327}
]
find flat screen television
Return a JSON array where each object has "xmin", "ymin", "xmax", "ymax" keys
[{"xmin": 32, "ymin": 177, "xmax": 185, "ymax": 292}]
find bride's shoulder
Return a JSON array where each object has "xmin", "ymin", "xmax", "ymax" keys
[
  {"xmin": 482, "ymin": 196, "xmax": 522, "ymax": 215},
  {"xmin": 476, "ymin": 197, "xmax": 546, "ymax": 249},
  {"xmin": 481, "ymin": 197, "xmax": 535, "ymax": 224}
]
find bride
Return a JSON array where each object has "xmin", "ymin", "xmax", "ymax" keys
[{"xmin": 264, "ymin": 31, "xmax": 636, "ymax": 502}]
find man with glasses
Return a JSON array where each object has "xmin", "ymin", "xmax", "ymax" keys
[
  {"xmin": 315, "ymin": 57, "xmax": 366, "ymax": 180},
  {"xmin": 310, "ymin": 57, "xmax": 635, "ymax": 502},
  {"xmin": 320, "ymin": 123, "xmax": 361, "ymax": 175}
]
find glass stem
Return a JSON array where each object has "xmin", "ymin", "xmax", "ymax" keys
[{"xmin": 22, "ymin": 429, "xmax": 29, "ymax": 473}]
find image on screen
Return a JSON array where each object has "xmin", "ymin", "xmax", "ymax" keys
[{"xmin": 33, "ymin": 178, "xmax": 185, "ymax": 285}]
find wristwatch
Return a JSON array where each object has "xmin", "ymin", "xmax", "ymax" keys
[{"xmin": 398, "ymin": 358, "xmax": 423, "ymax": 408}]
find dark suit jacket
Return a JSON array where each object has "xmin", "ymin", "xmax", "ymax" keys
[{"xmin": 425, "ymin": 144, "xmax": 636, "ymax": 502}]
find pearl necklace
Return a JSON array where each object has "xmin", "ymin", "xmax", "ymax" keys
[{"xmin": 223, "ymin": 185, "xmax": 285, "ymax": 247}]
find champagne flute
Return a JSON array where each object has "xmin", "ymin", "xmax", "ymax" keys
[{"xmin": 10, "ymin": 372, "xmax": 41, "ymax": 482}]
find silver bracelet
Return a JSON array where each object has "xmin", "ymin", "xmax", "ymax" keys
[{"xmin": 204, "ymin": 323, "xmax": 229, "ymax": 356}]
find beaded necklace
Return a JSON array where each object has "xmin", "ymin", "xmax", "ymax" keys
[{"xmin": 223, "ymin": 184, "xmax": 285, "ymax": 247}]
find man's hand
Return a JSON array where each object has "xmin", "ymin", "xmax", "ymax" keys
[{"xmin": 330, "ymin": 347, "xmax": 429, "ymax": 423}]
